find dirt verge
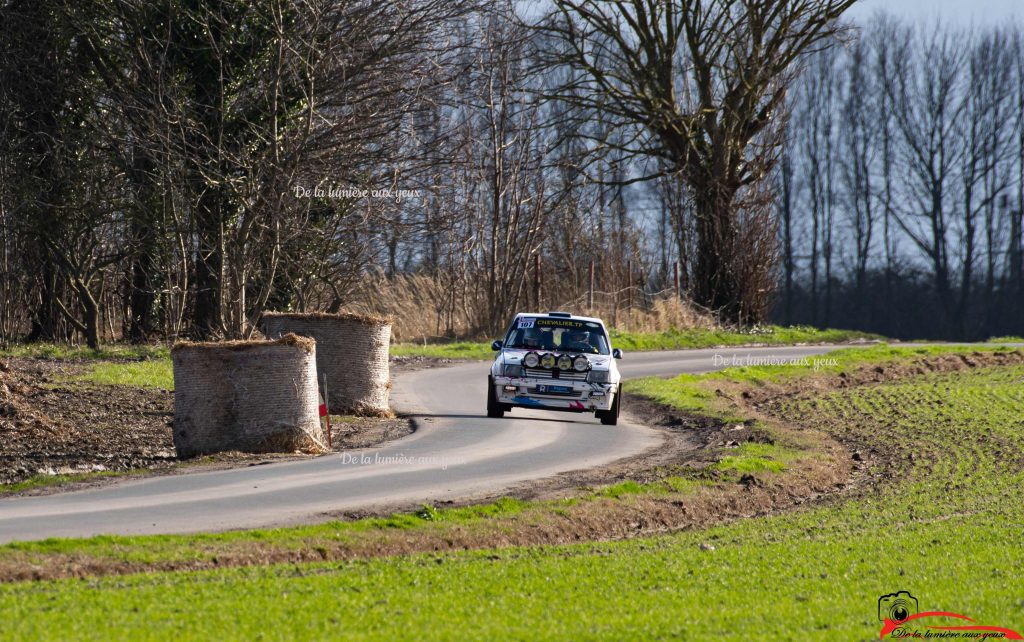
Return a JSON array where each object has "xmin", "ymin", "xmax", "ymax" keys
[{"xmin": 0, "ymin": 357, "xmax": 411, "ymax": 494}]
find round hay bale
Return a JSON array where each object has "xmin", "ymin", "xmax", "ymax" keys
[
  {"xmin": 262, "ymin": 312, "xmax": 392, "ymax": 416},
  {"xmin": 171, "ymin": 334, "xmax": 325, "ymax": 458}
]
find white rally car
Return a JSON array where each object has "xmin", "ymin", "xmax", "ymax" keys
[{"xmin": 487, "ymin": 312, "xmax": 623, "ymax": 425}]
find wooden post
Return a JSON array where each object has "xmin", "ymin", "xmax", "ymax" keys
[
  {"xmin": 626, "ymin": 260, "xmax": 632, "ymax": 312},
  {"xmin": 673, "ymin": 261, "xmax": 680, "ymax": 300},
  {"xmin": 534, "ymin": 254, "xmax": 541, "ymax": 310},
  {"xmin": 588, "ymin": 260, "xmax": 595, "ymax": 310}
]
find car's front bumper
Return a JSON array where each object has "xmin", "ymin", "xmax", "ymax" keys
[{"xmin": 493, "ymin": 376, "xmax": 616, "ymax": 411}]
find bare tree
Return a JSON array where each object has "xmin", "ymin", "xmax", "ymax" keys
[
  {"xmin": 536, "ymin": 0, "xmax": 856, "ymax": 324},
  {"xmin": 884, "ymin": 24, "xmax": 966, "ymax": 332},
  {"xmin": 839, "ymin": 38, "xmax": 875, "ymax": 300}
]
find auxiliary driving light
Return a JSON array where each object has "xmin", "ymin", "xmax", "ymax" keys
[
  {"xmin": 572, "ymin": 355, "xmax": 589, "ymax": 372},
  {"xmin": 557, "ymin": 355, "xmax": 573, "ymax": 370},
  {"xmin": 523, "ymin": 352, "xmax": 540, "ymax": 368},
  {"xmin": 540, "ymin": 353, "xmax": 556, "ymax": 368}
]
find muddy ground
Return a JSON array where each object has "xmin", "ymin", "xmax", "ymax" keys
[{"xmin": 0, "ymin": 357, "xmax": 411, "ymax": 490}]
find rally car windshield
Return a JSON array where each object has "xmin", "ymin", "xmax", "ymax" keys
[{"xmin": 503, "ymin": 317, "xmax": 610, "ymax": 355}]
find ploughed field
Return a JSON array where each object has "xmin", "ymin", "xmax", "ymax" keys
[
  {"xmin": 0, "ymin": 354, "xmax": 408, "ymax": 492},
  {"xmin": 0, "ymin": 358, "xmax": 176, "ymax": 486},
  {"xmin": 1, "ymin": 346, "xmax": 1021, "ymax": 640}
]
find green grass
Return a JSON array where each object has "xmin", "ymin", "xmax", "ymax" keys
[
  {"xmin": 391, "ymin": 325, "xmax": 879, "ymax": 360},
  {"xmin": 0, "ymin": 343, "xmax": 169, "ymax": 361},
  {"xmin": 988, "ymin": 335, "xmax": 1024, "ymax": 343},
  {"xmin": 73, "ymin": 359, "xmax": 174, "ymax": 389},
  {"xmin": 713, "ymin": 442, "xmax": 790, "ymax": 474},
  {"xmin": 624, "ymin": 342, "xmax": 1008, "ymax": 420},
  {"xmin": 389, "ymin": 340, "xmax": 497, "ymax": 360},
  {"xmin": 0, "ymin": 470, "xmax": 133, "ymax": 495},
  {"xmin": 608, "ymin": 324, "xmax": 878, "ymax": 352},
  {"xmin": 1, "ymin": 342, "xmax": 174, "ymax": 389}
]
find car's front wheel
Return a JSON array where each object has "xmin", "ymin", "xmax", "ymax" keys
[
  {"xmin": 486, "ymin": 376, "xmax": 505, "ymax": 418},
  {"xmin": 597, "ymin": 385, "xmax": 621, "ymax": 426}
]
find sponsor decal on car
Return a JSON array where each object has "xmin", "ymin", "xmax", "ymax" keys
[
  {"xmin": 533, "ymin": 318, "xmax": 591, "ymax": 329},
  {"xmin": 511, "ymin": 396, "xmax": 543, "ymax": 406}
]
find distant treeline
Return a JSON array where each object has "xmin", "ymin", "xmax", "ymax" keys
[
  {"xmin": 774, "ymin": 16, "xmax": 1024, "ymax": 339},
  {"xmin": 1, "ymin": 2, "xmax": 1019, "ymax": 346}
]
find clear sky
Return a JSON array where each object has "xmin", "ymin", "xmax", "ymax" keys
[{"xmin": 843, "ymin": 0, "xmax": 1022, "ymax": 26}]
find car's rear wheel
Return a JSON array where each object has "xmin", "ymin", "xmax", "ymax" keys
[
  {"xmin": 597, "ymin": 386, "xmax": 621, "ymax": 426},
  {"xmin": 486, "ymin": 376, "xmax": 505, "ymax": 418}
]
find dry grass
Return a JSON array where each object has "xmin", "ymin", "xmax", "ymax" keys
[
  {"xmin": 587, "ymin": 296, "xmax": 717, "ymax": 334},
  {"xmin": 343, "ymin": 273, "xmax": 717, "ymax": 342}
]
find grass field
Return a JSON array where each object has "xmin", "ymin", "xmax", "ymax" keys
[
  {"xmin": 1, "ymin": 345, "xmax": 1022, "ymax": 640},
  {"xmin": 0, "ymin": 343, "xmax": 169, "ymax": 361},
  {"xmin": 391, "ymin": 324, "xmax": 879, "ymax": 360}
]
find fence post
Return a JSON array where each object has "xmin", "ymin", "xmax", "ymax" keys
[
  {"xmin": 673, "ymin": 261, "xmax": 680, "ymax": 300},
  {"xmin": 588, "ymin": 260, "xmax": 595, "ymax": 311},
  {"xmin": 534, "ymin": 254, "xmax": 541, "ymax": 311}
]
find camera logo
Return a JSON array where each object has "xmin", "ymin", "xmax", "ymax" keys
[
  {"xmin": 878, "ymin": 591, "xmax": 918, "ymax": 623},
  {"xmin": 876, "ymin": 591, "xmax": 1022, "ymax": 639}
]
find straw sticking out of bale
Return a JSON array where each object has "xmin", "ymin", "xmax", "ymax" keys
[
  {"xmin": 263, "ymin": 312, "xmax": 392, "ymax": 417},
  {"xmin": 172, "ymin": 334, "xmax": 325, "ymax": 458}
]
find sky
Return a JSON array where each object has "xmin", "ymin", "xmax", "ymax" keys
[{"xmin": 843, "ymin": 0, "xmax": 1022, "ymax": 26}]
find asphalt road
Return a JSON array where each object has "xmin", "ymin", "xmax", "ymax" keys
[{"xmin": 0, "ymin": 344, "xmax": 846, "ymax": 543}]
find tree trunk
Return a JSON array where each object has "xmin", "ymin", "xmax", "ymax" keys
[
  {"xmin": 192, "ymin": 192, "xmax": 223, "ymax": 339},
  {"xmin": 691, "ymin": 184, "xmax": 741, "ymax": 323},
  {"xmin": 127, "ymin": 149, "xmax": 160, "ymax": 342},
  {"xmin": 28, "ymin": 259, "xmax": 61, "ymax": 342},
  {"xmin": 186, "ymin": 1, "xmax": 225, "ymax": 340}
]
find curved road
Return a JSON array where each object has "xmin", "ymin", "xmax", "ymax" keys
[{"xmin": 0, "ymin": 345, "xmax": 844, "ymax": 543}]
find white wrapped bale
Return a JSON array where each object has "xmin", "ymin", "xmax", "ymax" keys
[
  {"xmin": 262, "ymin": 312, "xmax": 392, "ymax": 416},
  {"xmin": 172, "ymin": 334, "xmax": 325, "ymax": 458}
]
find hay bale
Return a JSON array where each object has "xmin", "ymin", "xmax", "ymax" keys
[
  {"xmin": 171, "ymin": 334, "xmax": 325, "ymax": 458},
  {"xmin": 262, "ymin": 312, "xmax": 392, "ymax": 416}
]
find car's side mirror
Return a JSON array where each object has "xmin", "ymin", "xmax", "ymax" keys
[
  {"xmin": 491, "ymin": 340, "xmax": 503, "ymax": 351},
  {"xmin": 612, "ymin": 348, "xmax": 623, "ymax": 359}
]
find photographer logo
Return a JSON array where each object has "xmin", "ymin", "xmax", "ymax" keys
[{"xmin": 877, "ymin": 590, "xmax": 1021, "ymax": 639}]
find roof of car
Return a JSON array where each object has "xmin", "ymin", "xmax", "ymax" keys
[{"xmin": 514, "ymin": 312, "xmax": 606, "ymax": 325}]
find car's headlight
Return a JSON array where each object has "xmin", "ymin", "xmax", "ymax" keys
[
  {"xmin": 523, "ymin": 352, "xmax": 540, "ymax": 368},
  {"xmin": 557, "ymin": 355, "xmax": 573, "ymax": 370},
  {"xmin": 588, "ymin": 370, "xmax": 611, "ymax": 383},
  {"xmin": 503, "ymin": 364, "xmax": 524, "ymax": 378},
  {"xmin": 540, "ymin": 353, "xmax": 556, "ymax": 368},
  {"xmin": 572, "ymin": 355, "xmax": 589, "ymax": 372}
]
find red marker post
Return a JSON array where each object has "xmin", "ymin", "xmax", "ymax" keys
[{"xmin": 319, "ymin": 388, "xmax": 332, "ymax": 449}]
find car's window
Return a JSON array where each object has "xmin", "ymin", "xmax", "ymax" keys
[{"xmin": 503, "ymin": 317, "xmax": 609, "ymax": 355}]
